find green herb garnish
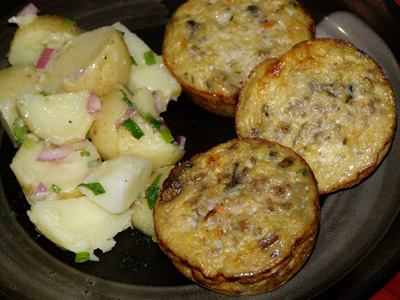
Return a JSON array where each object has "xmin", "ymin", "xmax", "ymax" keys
[
  {"xmin": 146, "ymin": 173, "xmax": 163, "ymax": 210},
  {"xmin": 298, "ymin": 168, "xmax": 309, "ymax": 177},
  {"xmin": 80, "ymin": 150, "xmax": 91, "ymax": 157},
  {"xmin": 40, "ymin": 90, "xmax": 50, "ymax": 96},
  {"xmin": 121, "ymin": 89, "xmax": 134, "ymax": 108},
  {"xmin": 159, "ymin": 128, "xmax": 174, "ymax": 143},
  {"xmin": 121, "ymin": 118, "xmax": 144, "ymax": 140},
  {"xmin": 78, "ymin": 182, "xmax": 105, "ymax": 196},
  {"xmin": 87, "ymin": 158, "xmax": 101, "ymax": 168},
  {"xmin": 13, "ymin": 117, "xmax": 27, "ymax": 144},
  {"xmin": 143, "ymin": 51, "xmax": 156, "ymax": 65},
  {"xmin": 75, "ymin": 252, "xmax": 90, "ymax": 263},
  {"xmin": 247, "ymin": 5, "xmax": 260, "ymax": 17},
  {"xmin": 51, "ymin": 184, "xmax": 61, "ymax": 194},
  {"xmin": 145, "ymin": 113, "xmax": 163, "ymax": 129},
  {"xmin": 131, "ymin": 56, "xmax": 138, "ymax": 66}
]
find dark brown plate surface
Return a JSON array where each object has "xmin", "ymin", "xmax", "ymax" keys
[{"xmin": 0, "ymin": 1, "xmax": 399, "ymax": 299}]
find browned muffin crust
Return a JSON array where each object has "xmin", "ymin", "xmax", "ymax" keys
[
  {"xmin": 162, "ymin": 0, "xmax": 315, "ymax": 117},
  {"xmin": 154, "ymin": 138, "xmax": 320, "ymax": 295},
  {"xmin": 236, "ymin": 38, "xmax": 397, "ymax": 194}
]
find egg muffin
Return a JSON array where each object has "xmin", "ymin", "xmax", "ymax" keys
[
  {"xmin": 236, "ymin": 38, "xmax": 397, "ymax": 194},
  {"xmin": 154, "ymin": 138, "xmax": 319, "ymax": 295},
  {"xmin": 162, "ymin": 0, "xmax": 315, "ymax": 117}
]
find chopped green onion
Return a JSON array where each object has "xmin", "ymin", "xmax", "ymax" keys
[
  {"xmin": 51, "ymin": 184, "xmax": 61, "ymax": 194},
  {"xmin": 75, "ymin": 252, "xmax": 90, "ymax": 263},
  {"xmin": 122, "ymin": 118, "xmax": 144, "ymax": 140},
  {"xmin": 80, "ymin": 150, "xmax": 91, "ymax": 157},
  {"xmin": 118, "ymin": 30, "xmax": 125, "ymax": 36},
  {"xmin": 22, "ymin": 137, "xmax": 36, "ymax": 149},
  {"xmin": 121, "ymin": 89, "xmax": 134, "ymax": 108},
  {"xmin": 146, "ymin": 173, "xmax": 163, "ymax": 210},
  {"xmin": 64, "ymin": 18, "xmax": 77, "ymax": 30},
  {"xmin": 145, "ymin": 113, "xmax": 163, "ymax": 129},
  {"xmin": 159, "ymin": 128, "xmax": 174, "ymax": 143},
  {"xmin": 78, "ymin": 182, "xmax": 105, "ymax": 196},
  {"xmin": 87, "ymin": 158, "xmax": 101, "ymax": 168},
  {"xmin": 152, "ymin": 234, "xmax": 158, "ymax": 243},
  {"xmin": 131, "ymin": 56, "xmax": 138, "ymax": 66},
  {"xmin": 143, "ymin": 51, "xmax": 156, "ymax": 65},
  {"xmin": 13, "ymin": 117, "xmax": 27, "ymax": 143},
  {"xmin": 40, "ymin": 90, "xmax": 50, "ymax": 96}
]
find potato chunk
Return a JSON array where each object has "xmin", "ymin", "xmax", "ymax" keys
[
  {"xmin": 130, "ymin": 165, "xmax": 174, "ymax": 236},
  {"xmin": 79, "ymin": 154, "xmax": 153, "ymax": 214},
  {"xmin": 112, "ymin": 22, "xmax": 181, "ymax": 113},
  {"xmin": 0, "ymin": 65, "xmax": 39, "ymax": 145},
  {"xmin": 16, "ymin": 91, "xmax": 95, "ymax": 145},
  {"xmin": 10, "ymin": 139, "xmax": 101, "ymax": 203},
  {"xmin": 27, "ymin": 196, "xmax": 132, "ymax": 261},
  {"xmin": 89, "ymin": 87, "xmax": 184, "ymax": 168},
  {"xmin": 38, "ymin": 26, "xmax": 130, "ymax": 96},
  {"xmin": 8, "ymin": 15, "xmax": 83, "ymax": 66}
]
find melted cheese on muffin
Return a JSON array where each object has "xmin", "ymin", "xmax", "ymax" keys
[
  {"xmin": 163, "ymin": 0, "xmax": 315, "ymax": 117},
  {"xmin": 154, "ymin": 138, "xmax": 319, "ymax": 295},
  {"xmin": 236, "ymin": 38, "xmax": 396, "ymax": 194}
]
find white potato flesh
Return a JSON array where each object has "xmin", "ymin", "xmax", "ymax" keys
[
  {"xmin": 27, "ymin": 196, "xmax": 132, "ymax": 261},
  {"xmin": 112, "ymin": 22, "xmax": 181, "ymax": 112},
  {"xmin": 16, "ymin": 91, "xmax": 95, "ymax": 145},
  {"xmin": 133, "ymin": 88, "xmax": 158, "ymax": 118},
  {"xmin": 0, "ymin": 65, "xmax": 39, "ymax": 145},
  {"xmin": 38, "ymin": 26, "xmax": 130, "ymax": 96},
  {"xmin": 128, "ymin": 55, "xmax": 182, "ymax": 112},
  {"xmin": 89, "ymin": 87, "xmax": 185, "ymax": 168},
  {"xmin": 7, "ymin": 15, "xmax": 83, "ymax": 66},
  {"xmin": 10, "ymin": 139, "xmax": 101, "ymax": 203},
  {"xmin": 79, "ymin": 154, "xmax": 153, "ymax": 214},
  {"xmin": 131, "ymin": 165, "xmax": 174, "ymax": 236}
]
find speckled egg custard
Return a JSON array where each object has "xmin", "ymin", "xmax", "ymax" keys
[
  {"xmin": 154, "ymin": 138, "xmax": 319, "ymax": 296},
  {"xmin": 162, "ymin": 0, "xmax": 315, "ymax": 117},
  {"xmin": 236, "ymin": 38, "xmax": 397, "ymax": 194}
]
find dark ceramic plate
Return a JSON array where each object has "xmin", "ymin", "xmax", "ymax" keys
[{"xmin": 0, "ymin": 1, "xmax": 399, "ymax": 299}]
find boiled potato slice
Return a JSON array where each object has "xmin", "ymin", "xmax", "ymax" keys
[
  {"xmin": 38, "ymin": 26, "xmax": 130, "ymax": 96},
  {"xmin": 10, "ymin": 139, "xmax": 101, "ymax": 203},
  {"xmin": 0, "ymin": 65, "xmax": 39, "ymax": 145},
  {"xmin": 78, "ymin": 154, "xmax": 153, "ymax": 214},
  {"xmin": 16, "ymin": 90, "xmax": 95, "ymax": 145},
  {"xmin": 8, "ymin": 15, "xmax": 83, "ymax": 66},
  {"xmin": 27, "ymin": 196, "xmax": 132, "ymax": 261},
  {"xmin": 89, "ymin": 87, "xmax": 185, "ymax": 168},
  {"xmin": 131, "ymin": 165, "xmax": 174, "ymax": 236},
  {"xmin": 112, "ymin": 22, "xmax": 181, "ymax": 113}
]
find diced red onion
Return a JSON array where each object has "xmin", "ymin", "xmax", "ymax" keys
[
  {"xmin": 17, "ymin": 3, "xmax": 39, "ymax": 16},
  {"xmin": 87, "ymin": 92, "xmax": 102, "ymax": 115},
  {"xmin": 152, "ymin": 90, "xmax": 166, "ymax": 113},
  {"xmin": 125, "ymin": 107, "xmax": 135, "ymax": 116},
  {"xmin": 115, "ymin": 108, "xmax": 136, "ymax": 128},
  {"xmin": 37, "ymin": 146, "xmax": 69, "ymax": 161},
  {"xmin": 31, "ymin": 182, "xmax": 51, "ymax": 202},
  {"xmin": 36, "ymin": 48, "xmax": 56, "ymax": 70},
  {"xmin": 34, "ymin": 182, "xmax": 48, "ymax": 194},
  {"xmin": 70, "ymin": 68, "xmax": 85, "ymax": 81},
  {"xmin": 177, "ymin": 136, "xmax": 186, "ymax": 149}
]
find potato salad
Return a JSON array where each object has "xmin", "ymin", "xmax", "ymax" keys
[{"xmin": 0, "ymin": 4, "xmax": 184, "ymax": 262}]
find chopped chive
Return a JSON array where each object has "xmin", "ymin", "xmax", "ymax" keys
[
  {"xmin": 78, "ymin": 182, "xmax": 105, "ymax": 196},
  {"xmin": 22, "ymin": 137, "xmax": 36, "ymax": 149},
  {"xmin": 51, "ymin": 184, "xmax": 61, "ymax": 194},
  {"xmin": 80, "ymin": 150, "xmax": 91, "ymax": 157},
  {"xmin": 298, "ymin": 168, "xmax": 309, "ymax": 177},
  {"xmin": 13, "ymin": 117, "xmax": 27, "ymax": 143},
  {"xmin": 121, "ymin": 89, "xmax": 134, "ymax": 108},
  {"xmin": 118, "ymin": 30, "xmax": 125, "ymax": 36},
  {"xmin": 40, "ymin": 90, "xmax": 50, "ymax": 96},
  {"xmin": 131, "ymin": 56, "xmax": 138, "ymax": 66},
  {"xmin": 145, "ymin": 113, "xmax": 163, "ymax": 129},
  {"xmin": 159, "ymin": 128, "xmax": 174, "ymax": 143},
  {"xmin": 146, "ymin": 173, "xmax": 163, "ymax": 210},
  {"xmin": 122, "ymin": 118, "xmax": 144, "ymax": 140},
  {"xmin": 87, "ymin": 158, "xmax": 101, "ymax": 168},
  {"xmin": 75, "ymin": 252, "xmax": 90, "ymax": 263},
  {"xmin": 143, "ymin": 51, "xmax": 156, "ymax": 65},
  {"xmin": 152, "ymin": 234, "xmax": 158, "ymax": 243}
]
